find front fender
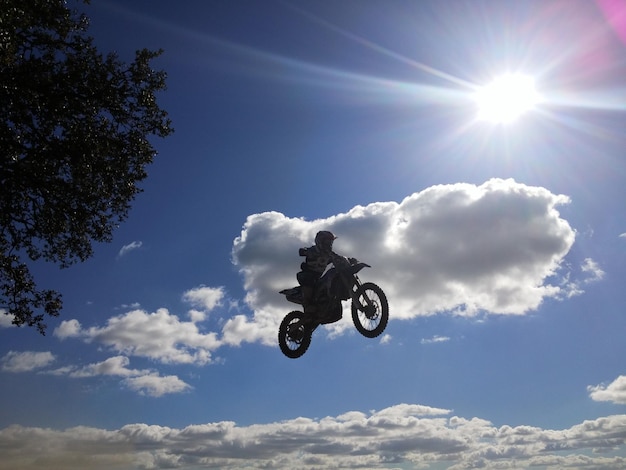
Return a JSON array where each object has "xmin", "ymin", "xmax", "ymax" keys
[{"xmin": 348, "ymin": 262, "xmax": 370, "ymax": 275}]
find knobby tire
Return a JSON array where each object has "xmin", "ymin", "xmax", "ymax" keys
[
  {"xmin": 351, "ymin": 282, "xmax": 389, "ymax": 338},
  {"xmin": 278, "ymin": 310, "xmax": 312, "ymax": 358}
]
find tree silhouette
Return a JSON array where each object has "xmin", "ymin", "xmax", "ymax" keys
[{"xmin": 1, "ymin": 0, "xmax": 173, "ymax": 333}]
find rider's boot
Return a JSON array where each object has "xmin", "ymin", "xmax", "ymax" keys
[{"xmin": 301, "ymin": 286, "xmax": 317, "ymax": 314}]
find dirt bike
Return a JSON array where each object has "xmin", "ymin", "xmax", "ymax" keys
[{"xmin": 278, "ymin": 256, "xmax": 389, "ymax": 358}]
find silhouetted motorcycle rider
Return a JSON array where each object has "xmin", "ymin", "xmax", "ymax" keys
[
  {"xmin": 297, "ymin": 231, "xmax": 342, "ymax": 314},
  {"xmin": 280, "ymin": 233, "xmax": 388, "ymax": 358}
]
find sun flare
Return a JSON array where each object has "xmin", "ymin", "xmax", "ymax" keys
[{"xmin": 475, "ymin": 73, "xmax": 540, "ymax": 124}]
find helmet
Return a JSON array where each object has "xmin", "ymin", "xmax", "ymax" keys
[{"xmin": 315, "ymin": 230, "xmax": 336, "ymax": 253}]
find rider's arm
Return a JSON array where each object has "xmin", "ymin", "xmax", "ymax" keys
[{"xmin": 330, "ymin": 252, "xmax": 357, "ymax": 266}]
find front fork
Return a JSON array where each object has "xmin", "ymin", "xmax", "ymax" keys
[{"xmin": 350, "ymin": 275, "xmax": 377, "ymax": 318}]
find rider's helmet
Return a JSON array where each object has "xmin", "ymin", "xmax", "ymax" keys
[{"xmin": 315, "ymin": 230, "xmax": 336, "ymax": 254}]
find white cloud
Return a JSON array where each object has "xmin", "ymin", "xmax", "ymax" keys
[
  {"xmin": 1, "ymin": 351, "xmax": 56, "ymax": 372},
  {"xmin": 589, "ymin": 375, "xmax": 626, "ymax": 405},
  {"xmin": 1, "ymin": 403, "xmax": 625, "ymax": 469},
  {"xmin": 123, "ymin": 374, "xmax": 192, "ymax": 397},
  {"xmin": 54, "ymin": 180, "xmax": 587, "ymax": 355},
  {"xmin": 559, "ymin": 257, "xmax": 605, "ymax": 299},
  {"xmin": 230, "ymin": 179, "xmax": 578, "ymax": 345},
  {"xmin": 0, "ymin": 311, "xmax": 15, "ymax": 328},
  {"xmin": 182, "ymin": 286, "xmax": 225, "ymax": 313},
  {"xmin": 619, "ymin": 233, "xmax": 626, "ymax": 238},
  {"xmin": 45, "ymin": 356, "xmax": 192, "ymax": 397},
  {"xmin": 118, "ymin": 302, "xmax": 141, "ymax": 310},
  {"xmin": 117, "ymin": 240, "xmax": 143, "ymax": 258},
  {"xmin": 53, "ymin": 318, "xmax": 82, "ymax": 339},
  {"xmin": 187, "ymin": 309, "xmax": 207, "ymax": 322},
  {"xmin": 371, "ymin": 403, "xmax": 451, "ymax": 418},
  {"xmin": 421, "ymin": 335, "xmax": 451, "ymax": 345},
  {"xmin": 380, "ymin": 333, "xmax": 392, "ymax": 344},
  {"xmin": 48, "ymin": 356, "xmax": 151, "ymax": 378},
  {"xmin": 581, "ymin": 257, "xmax": 605, "ymax": 282},
  {"xmin": 53, "ymin": 308, "xmax": 221, "ymax": 365}
]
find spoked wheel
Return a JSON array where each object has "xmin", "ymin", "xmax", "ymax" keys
[
  {"xmin": 351, "ymin": 282, "xmax": 389, "ymax": 338},
  {"xmin": 278, "ymin": 311, "xmax": 312, "ymax": 358}
]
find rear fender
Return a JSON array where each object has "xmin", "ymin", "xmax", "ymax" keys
[{"xmin": 280, "ymin": 287, "xmax": 303, "ymax": 305}]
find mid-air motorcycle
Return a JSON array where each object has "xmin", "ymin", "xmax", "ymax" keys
[{"xmin": 278, "ymin": 256, "xmax": 389, "ymax": 358}]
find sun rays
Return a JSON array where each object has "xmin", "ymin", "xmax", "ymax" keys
[
  {"xmin": 110, "ymin": 0, "xmax": 625, "ymax": 142},
  {"xmin": 474, "ymin": 73, "xmax": 541, "ymax": 124}
]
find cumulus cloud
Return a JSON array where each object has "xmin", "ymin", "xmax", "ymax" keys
[
  {"xmin": 54, "ymin": 308, "xmax": 221, "ymax": 365},
  {"xmin": 53, "ymin": 180, "xmax": 595, "ymax": 354},
  {"xmin": 182, "ymin": 286, "xmax": 225, "ymax": 321},
  {"xmin": 117, "ymin": 240, "xmax": 143, "ymax": 258},
  {"xmin": 0, "ymin": 403, "xmax": 624, "ymax": 470},
  {"xmin": 229, "ymin": 178, "xmax": 582, "ymax": 343},
  {"xmin": 589, "ymin": 375, "xmax": 626, "ymax": 405},
  {"xmin": 1, "ymin": 351, "xmax": 56, "ymax": 372},
  {"xmin": 53, "ymin": 319, "xmax": 82, "ymax": 339},
  {"xmin": 45, "ymin": 356, "xmax": 192, "ymax": 397},
  {"xmin": 48, "ymin": 293, "xmax": 226, "ymax": 391}
]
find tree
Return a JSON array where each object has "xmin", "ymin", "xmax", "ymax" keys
[{"xmin": 1, "ymin": 0, "xmax": 173, "ymax": 334}]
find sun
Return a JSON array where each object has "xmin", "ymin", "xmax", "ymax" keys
[{"xmin": 474, "ymin": 73, "xmax": 540, "ymax": 124}]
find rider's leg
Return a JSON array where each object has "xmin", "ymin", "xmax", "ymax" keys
[
  {"xmin": 301, "ymin": 285, "xmax": 316, "ymax": 313},
  {"xmin": 297, "ymin": 271, "xmax": 318, "ymax": 314}
]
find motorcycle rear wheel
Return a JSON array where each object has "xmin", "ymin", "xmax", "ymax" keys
[
  {"xmin": 278, "ymin": 311, "xmax": 312, "ymax": 358},
  {"xmin": 351, "ymin": 282, "xmax": 389, "ymax": 338}
]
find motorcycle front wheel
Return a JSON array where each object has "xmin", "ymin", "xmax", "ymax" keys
[
  {"xmin": 351, "ymin": 282, "xmax": 389, "ymax": 338},
  {"xmin": 278, "ymin": 311, "xmax": 312, "ymax": 358}
]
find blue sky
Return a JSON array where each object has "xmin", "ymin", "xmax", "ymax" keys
[{"xmin": 2, "ymin": 0, "xmax": 626, "ymax": 468}]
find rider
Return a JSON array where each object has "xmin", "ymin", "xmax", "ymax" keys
[{"xmin": 297, "ymin": 230, "xmax": 340, "ymax": 314}]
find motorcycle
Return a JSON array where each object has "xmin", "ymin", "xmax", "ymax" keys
[{"xmin": 278, "ymin": 256, "xmax": 389, "ymax": 358}]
